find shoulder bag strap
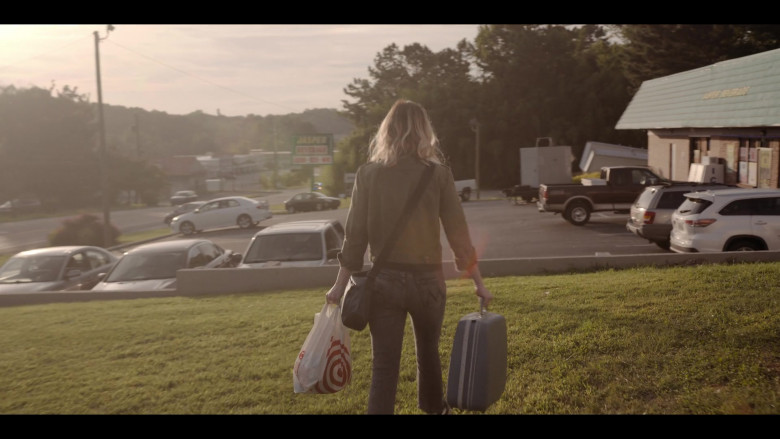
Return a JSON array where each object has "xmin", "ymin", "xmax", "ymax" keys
[{"xmin": 368, "ymin": 164, "xmax": 436, "ymax": 278}]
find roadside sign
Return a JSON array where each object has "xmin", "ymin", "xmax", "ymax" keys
[{"xmin": 292, "ymin": 134, "xmax": 333, "ymax": 165}]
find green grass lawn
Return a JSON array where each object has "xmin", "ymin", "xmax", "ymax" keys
[{"xmin": 0, "ymin": 262, "xmax": 777, "ymax": 414}]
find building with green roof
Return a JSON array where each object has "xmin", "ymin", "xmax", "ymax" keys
[{"xmin": 616, "ymin": 48, "xmax": 780, "ymax": 188}]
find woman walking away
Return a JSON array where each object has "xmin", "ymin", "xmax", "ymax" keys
[{"xmin": 326, "ymin": 99, "xmax": 493, "ymax": 414}]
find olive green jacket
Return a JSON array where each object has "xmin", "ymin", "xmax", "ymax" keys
[{"xmin": 337, "ymin": 155, "xmax": 477, "ymax": 272}]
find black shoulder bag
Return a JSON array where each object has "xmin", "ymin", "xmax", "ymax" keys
[{"xmin": 340, "ymin": 164, "xmax": 436, "ymax": 331}]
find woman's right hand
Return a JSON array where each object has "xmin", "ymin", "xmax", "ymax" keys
[
  {"xmin": 468, "ymin": 265, "xmax": 493, "ymax": 309},
  {"xmin": 475, "ymin": 284, "xmax": 493, "ymax": 309},
  {"xmin": 326, "ymin": 266, "xmax": 352, "ymax": 304}
]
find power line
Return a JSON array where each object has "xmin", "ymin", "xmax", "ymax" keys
[
  {"xmin": 0, "ymin": 33, "xmax": 92, "ymax": 74},
  {"xmin": 1, "ymin": 28, "xmax": 299, "ymax": 114}
]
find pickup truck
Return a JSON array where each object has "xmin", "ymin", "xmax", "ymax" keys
[{"xmin": 537, "ymin": 166, "xmax": 668, "ymax": 225}]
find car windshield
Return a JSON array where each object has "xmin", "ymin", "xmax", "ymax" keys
[
  {"xmin": 0, "ymin": 255, "xmax": 65, "ymax": 283},
  {"xmin": 106, "ymin": 251, "xmax": 187, "ymax": 282},
  {"xmin": 243, "ymin": 233, "xmax": 323, "ymax": 263}
]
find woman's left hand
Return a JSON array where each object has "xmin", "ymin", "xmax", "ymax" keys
[{"xmin": 326, "ymin": 285, "xmax": 345, "ymax": 304}]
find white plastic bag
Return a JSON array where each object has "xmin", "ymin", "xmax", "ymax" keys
[{"xmin": 293, "ymin": 303, "xmax": 352, "ymax": 394}]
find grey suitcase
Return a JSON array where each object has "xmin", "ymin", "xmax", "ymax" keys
[{"xmin": 446, "ymin": 302, "xmax": 507, "ymax": 412}]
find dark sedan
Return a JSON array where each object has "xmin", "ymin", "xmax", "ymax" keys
[
  {"xmin": 0, "ymin": 246, "xmax": 118, "ymax": 293},
  {"xmin": 170, "ymin": 190, "xmax": 199, "ymax": 206},
  {"xmin": 284, "ymin": 192, "xmax": 341, "ymax": 213}
]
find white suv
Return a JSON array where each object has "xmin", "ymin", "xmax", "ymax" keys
[
  {"xmin": 627, "ymin": 183, "xmax": 731, "ymax": 250},
  {"xmin": 670, "ymin": 188, "xmax": 780, "ymax": 253},
  {"xmin": 238, "ymin": 220, "xmax": 344, "ymax": 268}
]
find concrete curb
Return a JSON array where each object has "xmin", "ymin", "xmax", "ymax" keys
[{"xmin": 1, "ymin": 250, "xmax": 779, "ymax": 307}]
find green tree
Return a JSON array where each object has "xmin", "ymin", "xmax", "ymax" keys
[
  {"xmin": 340, "ymin": 42, "xmax": 479, "ymax": 179},
  {"xmin": 611, "ymin": 24, "xmax": 780, "ymax": 92},
  {"xmin": 107, "ymin": 154, "xmax": 169, "ymax": 206},
  {"xmin": 0, "ymin": 85, "xmax": 99, "ymax": 209},
  {"xmin": 467, "ymin": 24, "xmax": 637, "ymax": 186}
]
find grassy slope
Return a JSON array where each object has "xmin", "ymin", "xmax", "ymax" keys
[{"xmin": 0, "ymin": 262, "xmax": 777, "ymax": 414}]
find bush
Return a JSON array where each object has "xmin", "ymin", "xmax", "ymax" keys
[
  {"xmin": 279, "ymin": 170, "xmax": 309, "ymax": 188},
  {"xmin": 48, "ymin": 214, "xmax": 120, "ymax": 247}
]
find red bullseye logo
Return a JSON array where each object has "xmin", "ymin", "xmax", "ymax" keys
[{"xmin": 313, "ymin": 336, "xmax": 351, "ymax": 394}]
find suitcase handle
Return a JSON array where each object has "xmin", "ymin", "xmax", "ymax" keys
[{"xmin": 479, "ymin": 297, "xmax": 487, "ymax": 316}]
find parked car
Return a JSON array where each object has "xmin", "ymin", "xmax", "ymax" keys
[
  {"xmin": 0, "ymin": 197, "xmax": 43, "ymax": 215},
  {"xmin": 0, "ymin": 246, "xmax": 118, "ymax": 293},
  {"xmin": 164, "ymin": 201, "xmax": 205, "ymax": 225},
  {"xmin": 626, "ymin": 183, "xmax": 732, "ymax": 250},
  {"xmin": 538, "ymin": 166, "xmax": 669, "ymax": 225},
  {"xmin": 239, "ymin": 220, "xmax": 345, "ymax": 268},
  {"xmin": 169, "ymin": 190, "xmax": 198, "ymax": 206},
  {"xmin": 284, "ymin": 192, "xmax": 341, "ymax": 213},
  {"xmin": 670, "ymin": 188, "xmax": 780, "ymax": 253},
  {"xmin": 169, "ymin": 196, "xmax": 272, "ymax": 235},
  {"xmin": 91, "ymin": 239, "xmax": 241, "ymax": 292}
]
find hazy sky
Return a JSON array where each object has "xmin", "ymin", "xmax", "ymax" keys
[{"xmin": 0, "ymin": 24, "xmax": 481, "ymax": 117}]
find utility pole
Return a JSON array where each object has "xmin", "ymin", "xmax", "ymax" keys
[
  {"xmin": 133, "ymin": 112, "xmax": 142, "ymax": 159},
  {"xmin": 272, "ymin": 117, "xmax": 278, "ymax": 189},
  {"xmin": 470, "ymin": 118, "xmax": 481, "ymax": 200},
  {"xmin": 94, "ymin": 25, "xmax": 114, "ymax": 247}
]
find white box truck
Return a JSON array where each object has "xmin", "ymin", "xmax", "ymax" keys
[{"xmin": 503, "ymin": 138, "xmax": 574, "ymax": 202}]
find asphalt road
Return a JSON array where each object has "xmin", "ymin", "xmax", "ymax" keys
[
  {"xmin": 0, "ymin": 189, "xmax": 296, "ymax": 255},
  {"xmin": 0, "ymin": 189, "xmax": 668, "ymax": 259},
  {"xmin": 152, "ymin": 192, "xmax": 667, "ymax": 260}
]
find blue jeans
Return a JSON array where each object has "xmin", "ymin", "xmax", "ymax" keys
[{"xmin": 367, "ymin": 268, "xmax": 447, "ymax": 414}]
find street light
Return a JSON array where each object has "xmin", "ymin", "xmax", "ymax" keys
[
  {"xmin": 469, "ymin": 118, "xmax": 481, "ymax": 200},
  {"xmin": 94, "ymin": 25, "xmax": 114, "ymax": 247}
]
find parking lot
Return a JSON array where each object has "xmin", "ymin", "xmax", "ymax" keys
[{"xmin": 155, "ymin": 193, "xmax": 669, "ymax": 261}]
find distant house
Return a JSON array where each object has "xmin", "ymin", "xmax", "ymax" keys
[
  {"xmin": 195, "ymin": 155, "xmax": 235, "ymax": 179},
  {"xmin": 616, "ymin": 48, "xmax": 780, "ymax": 188},
  {"xmin": 152, "ymin": 156, "xmax": 207, "ymax": 195},
  {"xmin": 248, "ymin": 150, "xmax": 292, "ymax": 171}
]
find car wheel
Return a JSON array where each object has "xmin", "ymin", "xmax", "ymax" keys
[
  {"xmin": 286, "ymin": 205, "xmax": 295, "ymax": 214},
  {"xmin": 179, "ymin": 221, "xmax": 195, "ymax": 235},
  {"xmin": 237, "ymin": 214, "xmax": 253, "ymax": 229},
  {"xmin": 726, "ymin": 239, "xmax": 762, "ymax": 251},
  {"xmin": 565, "ymin": 202, "xmax": 590, "ymax": 226},
  {"xmin": 460, "ymin": 188, "xmax": 471, "ymax": 202},
  {"xmin": 654, "ymin": 240, "xmax": 671, "ymax": 251}
]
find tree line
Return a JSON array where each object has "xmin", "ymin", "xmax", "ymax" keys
[
  {"xmin": 335, "ymin": 24, "xmax": 780, "ymax": 190},
  {"xmin": 0, "ymin": 84, "xmax": 349, "ymax": 209},
  {"xmin": 2, "ymin": 25, "xmax": 779, "ymax": 210}
]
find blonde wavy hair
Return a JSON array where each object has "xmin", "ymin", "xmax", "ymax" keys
[{"xmin": 368, "ymin": 99, "xmax": 444, "ymax": 166}]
